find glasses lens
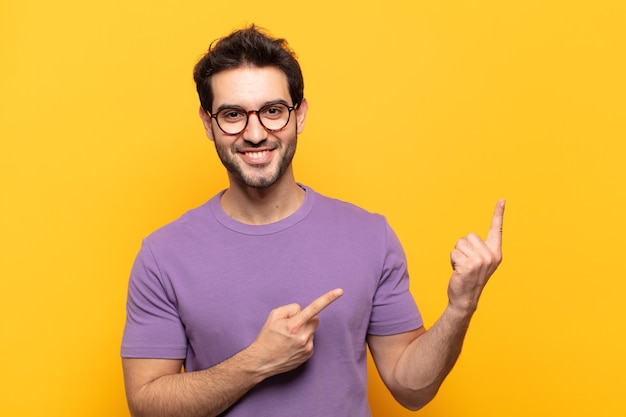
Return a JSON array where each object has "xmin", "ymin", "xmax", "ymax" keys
[
  {"xmin": 216, "ymin": 109, "xmax": 248, "ymax": 135},
  {"xmin": 259, "ymin": 104, "xmax": 291, "ymax": 131},
  {"xmin": 215, "ymin": 104, "xmax": 293, "ymax": 135}
]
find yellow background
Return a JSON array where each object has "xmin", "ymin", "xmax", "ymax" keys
[{"xmin": 1, "ymin": 1, "xmax": 625, "ymax": 416}]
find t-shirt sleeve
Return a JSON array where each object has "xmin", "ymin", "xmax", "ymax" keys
[
  {"xmin": 121, "ymin": 240, "xmax": 188, "ymax": 359},
  {"xmin": 367, "ymin": 221, "xmax": 423, "ymax": 336}
]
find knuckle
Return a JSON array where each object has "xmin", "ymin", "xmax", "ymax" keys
[
  {"xmin": 483, "ymin": 250, "xmax": 500, "ymax": 267},
  {"xmin": 269, "ymin": 307, "xmax": 281, "ymax": 316},
  {"xmin": 301, "ymin": 338, "xmax": 314, "ymax": 355},
  {"xmin": 286, "ymin": 322, "xmax": 300, "ymax": 334},
  {"xmin": 304, "ymin": 344, "xmax": 314, "ymax": 356},
  {"xmin": 467, "ymin": 257, "xmax": 482, "ymax": 269},
  {"xmin": 295, "ymin": 334, "xmax": 310, "ymax": 348}
]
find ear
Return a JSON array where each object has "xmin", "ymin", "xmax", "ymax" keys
[
  {"xmin": 295, "ymin": 98, "xmax": 308, "ymax": 135},
  {"xmin": 198, "ymin": 106, "xmax": 215, "ymax": 141}
]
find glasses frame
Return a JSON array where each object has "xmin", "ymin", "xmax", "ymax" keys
[{"xmin": 208, "ymin": 102, "xmax": 297, "ymax": 136}]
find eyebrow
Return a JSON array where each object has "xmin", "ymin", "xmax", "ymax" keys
[{"xmin": 214, "ymin": 99, "xmax": 291, "ymax": 114}]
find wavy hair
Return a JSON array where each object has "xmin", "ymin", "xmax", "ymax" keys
[{"xmin": 193, "ymin": 25, "xmax": 304, "ymax": 113}]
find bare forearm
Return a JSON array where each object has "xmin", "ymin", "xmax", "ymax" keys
[
  {"xmin": 125, "ymin": 349, "xmax": 266, "ymax": 417},
  {"xmin": 124, "ymin": 290, "xmax": 343, "ymax": 417},
  {"xmin": 375, "ymin": 201, "xmax": 504, "ymax": 410},
  {"xmin": 393, "ymin": 306, "xmax": 473, "ymax": 410}
]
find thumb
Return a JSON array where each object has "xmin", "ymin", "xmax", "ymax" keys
[{"xmin": 272, "ymin": 303, "xmax": 302, "ymax": 320}]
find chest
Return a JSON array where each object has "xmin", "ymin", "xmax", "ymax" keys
[{"xmin": 168, "ymin": 234, "xmax": 383, "ymax": 367}]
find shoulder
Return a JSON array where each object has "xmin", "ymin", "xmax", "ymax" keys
[
  {"xmin": 308, "ymin": 186, "xmax": 387, "ymax": 225},
  {"xmin": 141, "ymin": 194, "xmax": 219, "ymax": 251},
  {"xmin": 308, "ymin": 185, "xmax": 384, "ymax": 221},
  {"xmin": 305, "ymin": 185, "xmax": 391, "ymax": 239}
]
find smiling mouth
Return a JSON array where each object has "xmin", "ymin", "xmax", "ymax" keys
[
  {"xmin": 245, "ymin": 150, "xmax": 269, "ymax": 160},
  {"xmin": 238, "ymin": 149, "xmax": 275, "ymax": 165}
]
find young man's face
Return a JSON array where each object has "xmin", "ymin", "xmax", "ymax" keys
[{"xmin": 200, "ymin": 66, "xmax": 307, "ymax": 189}]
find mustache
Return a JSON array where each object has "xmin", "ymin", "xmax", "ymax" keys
[{"xmin": 234, "ymin": 139, "xmax": 280, "ymax": 151}]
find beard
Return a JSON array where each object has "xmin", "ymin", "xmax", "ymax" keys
[{"xmin": 213, "ymin": 134, "xmax": 298, "ymax": 189}]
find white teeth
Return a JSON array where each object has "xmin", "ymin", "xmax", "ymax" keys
[{"xmin": 246, "ymin": 151, "xmax": 267, "ymax": 159}]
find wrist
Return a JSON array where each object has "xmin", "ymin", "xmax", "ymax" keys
[
  {"xmin": 445, "ymin": 300, "xmax": 476, "ymax": 323},
  {"xmin": 234, "ymin": 344, "xmax": 274, "ymax": 384}
]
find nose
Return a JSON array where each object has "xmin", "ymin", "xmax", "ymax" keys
[{"xmin": 242, "ymin": 112, "xmax": 268, "ymax": 144}]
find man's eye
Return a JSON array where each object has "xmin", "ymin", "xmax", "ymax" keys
[
  {"xmin": 261, "ymin": 106, "xmax": 284, "ymax": 119},
  {"xmin": 221, "ymin": 110, "xmax": 245, "ymax": 121}
]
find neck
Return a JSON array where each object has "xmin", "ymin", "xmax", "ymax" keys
[{"xmin": 220, "ymin": 175, "xmax": 305, "ymax": 225}]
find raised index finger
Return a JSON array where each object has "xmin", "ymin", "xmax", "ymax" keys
[
  {"xmin": 486, "ymin": 199, "xmax": 505, "ymax": 252},
  {"xmin": 292, "ymin": 288, "xmax": 344, "ymax": 327}
]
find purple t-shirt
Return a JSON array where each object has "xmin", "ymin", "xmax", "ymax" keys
[{"xmin": 122, "ymin": 185, "xmax": 422, "ymax": 416}]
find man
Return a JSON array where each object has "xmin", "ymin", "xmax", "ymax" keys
[{"xmin": 121, "ymin": 25, "xmax": 505, "ymax": 417}]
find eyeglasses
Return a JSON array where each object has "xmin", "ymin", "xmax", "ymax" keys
[{"xmin": 209, "ymin": 103, "xmax": 296, "ymax": 136}]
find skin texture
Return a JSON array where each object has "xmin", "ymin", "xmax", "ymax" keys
[{"xmin": 122, "ymin": 65, "xmax": 505, "ymax": 416}]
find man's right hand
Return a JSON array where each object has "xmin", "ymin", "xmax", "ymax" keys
[
  {"xmin": 123, "ymin": 289, "xmax": 344, "ymax": 417},
  {"xmin": 250, "ymin": 288, "xmax": 344, "ymax": 377}
]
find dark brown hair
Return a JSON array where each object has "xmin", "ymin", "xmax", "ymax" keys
[{"xmin": 193, "ymin": 25, "xmax": 304, "ymax": 113}]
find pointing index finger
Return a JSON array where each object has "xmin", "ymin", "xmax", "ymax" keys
[
  {"xmin": 292, "ymin": 288, "xmax": 344, "ymax": 327},
  {"xmin": 486, "ymin": 199, "xmax": 505, "ymax": 252}
]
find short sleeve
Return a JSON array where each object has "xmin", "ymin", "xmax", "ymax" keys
[
  {"xmin": 121, "ymin": 241, "xmax": 188, "ymax": 359},
  {"xmin": 368, "ymin": 222, "xmax": 423, "ymax": 335}
]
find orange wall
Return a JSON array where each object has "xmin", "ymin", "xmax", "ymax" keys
[{"xmin": 1, "ymin": 1, "xmax": 625, "ymax": 416}]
